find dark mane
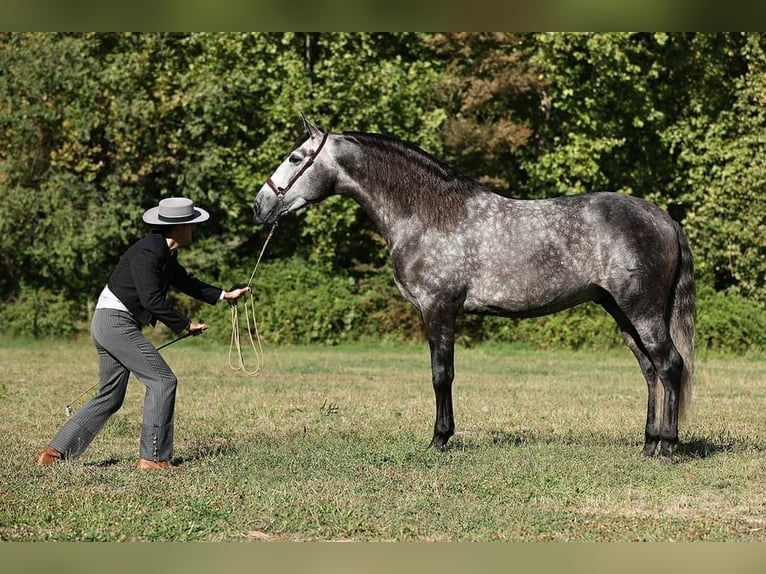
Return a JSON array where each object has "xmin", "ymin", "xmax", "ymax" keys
[{"xmin": 338, "ymin": 131, "xmax": 485, "ymax": 230}]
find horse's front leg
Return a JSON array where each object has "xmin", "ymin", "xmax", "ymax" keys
[{"xmin": 423, "ymin": 309, "xmax": 457, "ymax": 449}]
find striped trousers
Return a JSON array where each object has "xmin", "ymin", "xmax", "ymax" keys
[{"xmin": 50, "ymin": 309, "xmax": 178, "ymax": 461}]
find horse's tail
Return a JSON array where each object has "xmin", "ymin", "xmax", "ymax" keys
[{"xmin": 670, "ymin": 220, "xmax": 695, "ymax": 421}]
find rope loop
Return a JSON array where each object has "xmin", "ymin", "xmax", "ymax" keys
[
  {"xmin": 227, "ymin": 221, "xmax": 278, "ymax": 376},
  {"xmin": 228, "ymin": 290, "xmax": 264, "ymax": 376}
]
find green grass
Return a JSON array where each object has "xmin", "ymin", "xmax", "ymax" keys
[{"xmin": 1, "ymin": 338, "xmax": 766, "ymax": 541}]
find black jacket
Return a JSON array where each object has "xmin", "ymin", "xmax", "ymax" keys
[{"xmin": 108, "ymin": 232, "xmax": 222, "ymax": 333}]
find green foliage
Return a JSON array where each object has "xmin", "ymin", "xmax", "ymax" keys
[
  {"xmin": 0, "ymin": 32, "xmax": 764, "ymax": 352},
  {"xmin": 0, "ymin": 283, "xmax": 84, "ymax": 337},
  {"xmin": 353, "ymin": 268, "xmax": 425, "ymax": 342},
  {"xmin": 476, "ymin": 289, "xmax": 766, "ymax": 355},
  {"xmin": 696, "ymin": 287, "xmax": 766, "ymax": 354},
  {"xmin": 678, "ymin": 35, "xmax": 766, "ymax": 303},
  {"xmin": 3, "ymin": 259, "xmax": 761, "ymax": 356},
  {"xmin": 288, "ymin": 32, "xmax": 446, "ymax": 267},
  {"xmin": 190, "ymin": 258, "xmax": 766, "ymax": 355},
  {"xmin": 525, "ymin": 33, "xmax": 749, "ymax": 202},
  {"xmin": 427, "ymin": 32, "xmax": 547, "ymax": 191},
  {"xmin": 523, "ymin": 32, "xmax": 764, "ymax": 308},
  {"xmin": 478, "ymin": 305, "xmax": 623, "ymax": 351},
  {"xmin": 219, "ymin": 257, "xmax": 363, "ymax": 346}
]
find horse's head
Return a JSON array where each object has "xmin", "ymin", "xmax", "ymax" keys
[{"xmin": 253, "ymin": 117, "xmax": 333, "ymax": 225}]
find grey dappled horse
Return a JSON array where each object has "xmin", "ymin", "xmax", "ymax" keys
[{"xmin": 253, "ymin": 119, "xmax": 696, "ymax": 457}]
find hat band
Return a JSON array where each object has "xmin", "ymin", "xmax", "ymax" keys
[{"xmin": 158, "ymin": 211, "xmax": 198, "ymax": 223}]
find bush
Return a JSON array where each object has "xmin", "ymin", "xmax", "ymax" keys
[
  {"xmin": 188, "ymin": 258, "xmax": 426, "ymax": 347},
  {"xmin": 696, "ymin": 286, "xmax": 766, "ymax": 354},
  {"xmin": 354, "ymin": 271, "xmax": 425, "ymax": 342},
  {"xmin": 2, "ymin": 257, "xmax": 764, "ymax": 356},
  {"xmin": 477, "ymin": 304, "xmax": 623, "ymax": 350},
  {"xmin": 0, "ymin": 285, "xmax": 86, "ymax": 338},
  {"xmin": 193, "ymin": 257, "xmax": 364, "ymax": 346},
  {"xmin": 475, "ymin": 286, "xmax": 765, "ymax": 355}
]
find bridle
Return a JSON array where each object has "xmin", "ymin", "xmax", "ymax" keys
[{"xmin": 266, "ymin": 132, "xmax": 329, "ymax": 197}]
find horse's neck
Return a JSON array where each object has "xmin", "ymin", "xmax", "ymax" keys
[
  {"xmin": 335, "ymin": 135, "xmax": 480, "ymax": 240},
  {"xmin": 340, "ymin": 178, "xmax": 405, "ymax": 241}
]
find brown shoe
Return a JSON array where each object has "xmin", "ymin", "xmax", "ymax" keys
[
  {"xmin": 37, "ymin": 446, "xmax": 63, "ymax": 465},
  {"xmin": 137, "ymin": 458, "xmax": 182, "ymax": 471}
]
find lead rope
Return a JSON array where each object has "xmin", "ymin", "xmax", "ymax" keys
[{"xmin": 228, "ymin": 221, "xmax": 278, "ymax": 376}]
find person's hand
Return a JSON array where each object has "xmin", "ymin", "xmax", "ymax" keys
[
  {"xmin": 188, "ymin": 321, "xmax": 209, "ymax": 335},
  {"xmin": 224, "ymin": 285, "xmax": 251, "ymax": 303}
]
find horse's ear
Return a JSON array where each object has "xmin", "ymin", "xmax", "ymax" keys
[{"xmin": 302, "ymin": 115, "xmax": 323, "ymax": 138}]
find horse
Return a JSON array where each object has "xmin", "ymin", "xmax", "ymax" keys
[{"xmin": 253, "ymin": 118, "xmax": 696, "ymax": 457}]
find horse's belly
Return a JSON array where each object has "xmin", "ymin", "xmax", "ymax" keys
[{"xmin": 464, "ymin": 278, "xmax": 601, "ymax": 318}]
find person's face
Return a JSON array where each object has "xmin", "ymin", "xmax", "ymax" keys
[{"xmin": 174, "ymin": 223, "xmax": 196, "ymax": 247}]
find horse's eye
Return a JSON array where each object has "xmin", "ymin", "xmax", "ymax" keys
[{"xmin": 288, "ymin": 153, "xmax": 302, "ymax": 165}]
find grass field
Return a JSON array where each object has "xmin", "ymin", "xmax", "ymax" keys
[{"xmin": 1, "ymin": 337, "xmax": 765, "ymax": 541}]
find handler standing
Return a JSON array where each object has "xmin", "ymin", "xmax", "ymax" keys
[{"xmin": 37, "ymin": 197, "xmax": 250, "ymax": 470}]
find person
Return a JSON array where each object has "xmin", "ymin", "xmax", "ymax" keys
[{"xmin": 37, "ymin": 197, "xmax": 250, "ymax": 470}]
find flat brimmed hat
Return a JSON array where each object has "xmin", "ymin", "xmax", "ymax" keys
[{"xmin": 142, "ymin": 197, "xmax": 210, "ymax": 226}]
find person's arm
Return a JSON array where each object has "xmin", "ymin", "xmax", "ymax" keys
[
  {"xmin": 172, "ymin": 262, "xmax": 251, "ymax": 305},
  {"xmin": 169, "ymin": 259, "xmax": 223, "ymax": 305},
  {"xmin": 130, "ymin": 245, "xmax": 192, "ymax": 334}
]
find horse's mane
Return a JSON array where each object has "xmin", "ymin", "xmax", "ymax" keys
[{"xmin": 338, "ymin": 131, "xmax": 484, "ymax": 230}]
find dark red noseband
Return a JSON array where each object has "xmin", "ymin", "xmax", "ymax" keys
[{"xmin": 266, "ymin": 132, "xmax": 329, "ymax": 197}]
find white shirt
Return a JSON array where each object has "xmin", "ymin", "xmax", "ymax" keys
[
  {"xmin": 96, "ymin": 284, "xmax": 225, "ymax": 312},
  {"xmin": 95, "ymin": 284, "xmax": 130, "ymax": 312}
]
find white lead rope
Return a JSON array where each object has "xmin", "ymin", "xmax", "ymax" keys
[{"xmin": 227, "ymin": 221, "xmax": 278, "ymax": 376}]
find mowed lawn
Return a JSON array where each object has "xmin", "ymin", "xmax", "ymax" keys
[{"xmin": 1, "ymin": 337, "xmax": 765, "ymax": 541}]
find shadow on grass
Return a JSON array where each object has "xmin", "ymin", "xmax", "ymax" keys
[
  {"xmin": 450, "ymin": 428, "xmax": 641, "ymax": 450},
  {"xmin": 676, "ymin": 432, "xmax": 766, "ymax": 459},
  {"xmin": 175, "ymin": 437, "xmax": 238, "ymax": 464},
  {"xmin": 446, "ymin": 428, "xmax": 766, "ymax": 461},
  {"xmin": 83, "ymin": 458, "xmax": 121, "ymax": 468},
  {"xmin": 76, "ymin": 439, "xmax": 239, "ymax": 468}
]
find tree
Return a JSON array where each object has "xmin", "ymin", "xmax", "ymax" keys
[
  {"xmin": 524, "ymin": 34, "xmax": 746, "ymax": 203},
  {"xmin": 524, "ymin": 33, "xmax": 764, "ymax": 302},
  {"xmin": 426, "ymin": 32, "xmax": 548, "ymax": 193},
  {"xmin": 678, "ymin": 34, "xmax": 766, "ymax": 302},
  {"xmin": 271, "ymin": 33, "xmax": 446, "ymax": 269},
  {"xmin": 0, "ymin": 33, "xmax": 447, "ymax": 334},
  {"xmin": 1, "ymin": 32, "xmax": 763, "ymax": 340},
  {"xmin": 0, "ymin": 33, "xmax": 113, "ymax": 305}
]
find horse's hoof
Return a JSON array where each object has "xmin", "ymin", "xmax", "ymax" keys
[
  {"xmin": 429, "ymin": 436, "xmax": 449, "ymax": 450},
  {"xmin": 642, "ymin": 439, "xmax": 659, "ymax": 457},
  {"xmin": 659, "ymin": 440, "xmax": 678, "ymax": 458}
]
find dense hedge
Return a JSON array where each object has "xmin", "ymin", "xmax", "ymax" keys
[
  {"xmin": 2, "ymin": 33, "xmax": 765, "ymax": 356},
  {"xmin": 2, "ymin": 257, "xmax": 763, "ymax": 355}
]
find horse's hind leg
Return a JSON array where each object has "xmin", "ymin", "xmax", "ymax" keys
[
  {"xmin": 647, "ymin": 336, "xmax": 684, "ymax": 457},
  {"xmin": 620, "ymin": 328, "xmax": 684, "ymax": 457},
  {"xmin": 602, "ymin": 301, "xmax": 664, "ymax": 457},
  {"xmin": 623, "ymin": 334, "xmax": 662, "ymax": 456},
  {"xmin": 625, "ymin": 321, "xmax": 683, "ymax": 455}
]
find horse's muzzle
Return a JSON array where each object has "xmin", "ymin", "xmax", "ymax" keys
[
  {"xmin": 252, "ymin": 197, "xmax": 276, "ymax": 226},
  {"xmin": 252, "ymin": 200, "xmax": 266, "ymax": 225}
]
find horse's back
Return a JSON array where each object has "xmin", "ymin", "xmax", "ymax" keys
[
  {"xmin": 457, "ymin": 191, "xmax": 680, "ymax": 317},
  {"xmin": 504, "ymin": 191, "xmax": 679, "ymax": 261}
]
